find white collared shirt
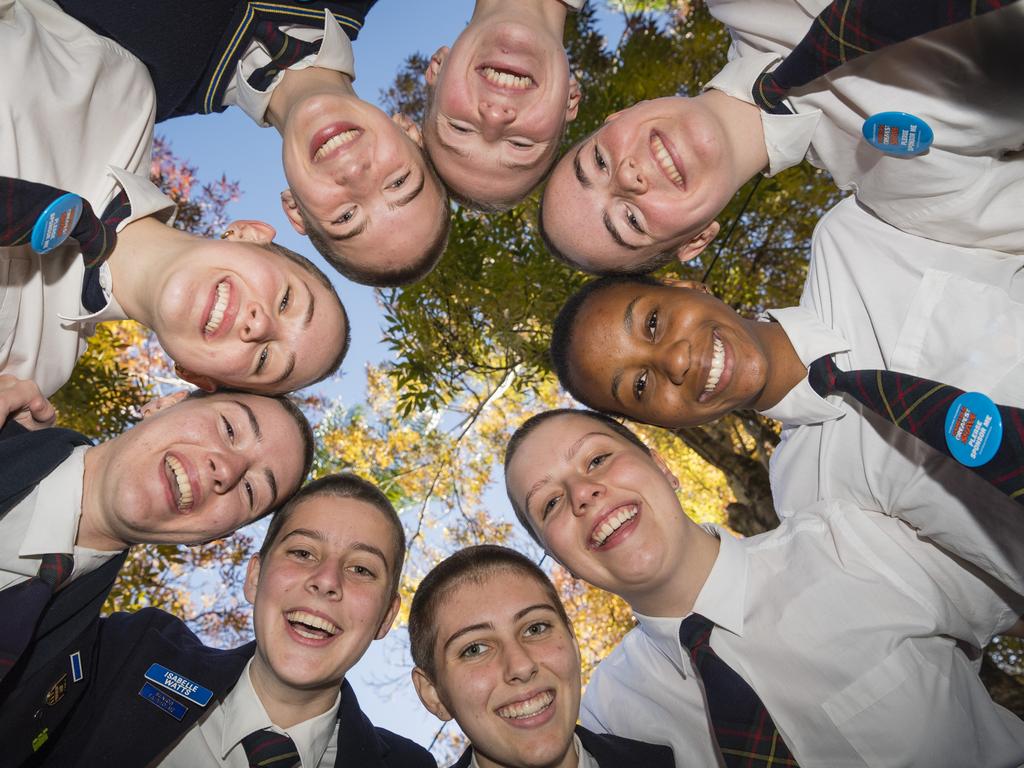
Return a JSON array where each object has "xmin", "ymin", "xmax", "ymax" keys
[
  {"xmin": 703, "ymin": 0, "xmax": 1024, "ymax": 252},
  {"xmin": 582, "ymin": 506, "xmax": 1024, "ymax": 767},
  {"xmin": 158, "ymin": 659, "xmax": 342, "ymax": 768},
  {"xmin": 0, "ymin": 446, "xmax": 122, "ymax": 590},
  {"xmin": 468, "ymin": 734, "xmax": 598, "ymax": 768},
  {"xmin": 762, "ymin": 196, "xmax": 1024, "ymax": 595}
]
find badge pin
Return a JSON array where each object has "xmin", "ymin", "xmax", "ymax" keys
[
  {"xmin": 69, "ymin": 651, "xmax": 83, "ymax": 683},
  {"xmin": 44, "ymin": 674, "xmax": 67, "ymax": 706},
  {"xmin": 144, "ymin": 663, "xmax": 213, "ymax": 707},
  {"xmin": 138, "ymin": 682, "xmax": 188, "ymax": 721},
  {"xmin": 862, "ymin": 112, "xmax": 933, "ymax": 156},
  {"xmin": 944, "ymin": 392, "xmax": 1003, "ymax": 467},
  {"xmin": 30, "ymin": 193, "xmax": 83, "ymax": 254}
]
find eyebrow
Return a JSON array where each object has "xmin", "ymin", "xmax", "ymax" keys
[
  {"xmin": 603, "ymin": 212, "xmax": 640, "ymax": 251},
  {"xmin": 389, "ymin": 171, "xmax": 426, "ymax": 211},
  {"xmin": 573, "ymin": 146, "xmax": 591, "ymax": 189},
  {"xmin": 436, "ymin": 132, "xmax": 471, "ymax": 159},
  {"xmin": 234, "ymin": 400, "xmax": 262, "ymax": 441},
  {"xmin": 331, "ymin": 217, "xmax": 369, "ymax": 242},
  {"xmin": 264, "ymin": 468, "xmax": 278, "ymax": 505},
  {"xmin": 271, "ymin": 353, "xmax": 296, "ymax": 387},
  {"xmin": 279, "ymin": 529, "xmax": 388, "ymax": 566},
  {"xmin": 610, "ymin": 296, "xmax": 641, "ymax": 406},
  {"xmin": 441, "ymin": 604, "xmax": 558, "ymax": 654},
  {"xmin": 303, "ymin": 282, "xmax": 315, "ymax": 328}
]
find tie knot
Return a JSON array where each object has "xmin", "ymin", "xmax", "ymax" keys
[
  {"xmin": 807, "ymin": 355, "xmax": 844, "ymax": 398},
  {"xmin": 241, "ymin": 728, "xmax": 300, "ymax": 768},
  {"xmin": 38, "ymin": 553, "xmax": 74, "ymax": 589},
  {"xmin": 679, "ymin": 613, "xmax": 715, "ymax": 653}
]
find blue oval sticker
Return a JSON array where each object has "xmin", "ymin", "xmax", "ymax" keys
[
  {"xmin": 30, "ymin": 193, "xmax": 83, "ymax": 254},
  {"xmin": 862, "ymin": 112, "xmax": 933, "ymax": 156},
  {"xmin": 944, "ymin": 392, "xmax": 1002, "ymax": 467}
]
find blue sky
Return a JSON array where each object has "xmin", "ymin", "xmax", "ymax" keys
[{"xmin": 160, "ymin": 1, "xmax": 627, "ymax": 757}]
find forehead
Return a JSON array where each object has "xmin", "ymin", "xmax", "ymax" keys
[
  {"xmin": 508, "ymin": 416, "xmax": 628, "ymax": 491},
  {"xmin": 279, "ymin": 495, "xmax": 397, "ymax": 561},
  {"xmin": 436, "ymin": 570, "xmax": 558, "ymax": 635}
]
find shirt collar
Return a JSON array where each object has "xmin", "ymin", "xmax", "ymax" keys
[
  {"xmin": 704, "ymin": 53, "xmax": 821, "ymax": 176},
  {"xmin": 758, "ymin": 306, "xmax": 848, "ymax": 426},
  {"xmin": 20, "ymin": 446, "xmax": 88, "ymax": 558},
  {"xmin": 689, "ymin": 525, "xmax": 747, "ymax": 637},
  {"xmin": 222, "ymin": 659, "xmax": 342, "ymax": 767}
]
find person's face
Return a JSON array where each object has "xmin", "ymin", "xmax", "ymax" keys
[
  {"xmin": 567, "ymin": 281, "xmax": 771, "ymax": 428},
  {"xmin": 424, "ymin": 21, "xmax": 581, "ymax": 206},
  {"xmin": 505, "ymin": 414, "xmax": 689, "ymax": 600},
  {"xmin": 542, "ymin": 98, "xmax": 732, "ymax": 273},
  {"xmin": 245, "ymin": 495, "xmax": 401, "ymax": 695},
  {"xmin": 279, "ymin": 95, "xmax": 446, "ymax": 277},
  {"xmin": 413, "ymin": 572, "xmax": 581, "ymax": 768},
  {"xmin": 99, "ymin": 393, "xmax": 306, "ymax": 545},
  {"xmin": 152, "ymin": 223, "xmax": 345, "ymax": 393}
]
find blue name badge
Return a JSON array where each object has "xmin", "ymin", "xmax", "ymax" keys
[
  {"xmin": 139, "ymin": 682, "xmax": 188, "ymax": 721},
  {"xmin": 144, "ymin": 663, "xmax": 213, "ymax": 707},
  {"xmin": 862, "ymin": 112, "xmax": 933, "ymax": 156},
  {"xmin": 69, "ymin": 651, "xmax": 83, "ymax": 683},
  {"xmin": 30, "ymin": 193, "xmax": 83, "ymax": 254},
  {"xmin": 944, "ymin": 392, "xmax": 1003, "ymax": 467}
]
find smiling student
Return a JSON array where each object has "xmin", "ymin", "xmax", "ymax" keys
[
  {"xmin": 421, "ymin": 0, "xmax": 583, "ymax": 211},
  {"xmin": 550, "ymin": 196, "xmax": 1024, "ymax": 597},
  {"xmin": 538, "ymin": 1, "xmax": 1024, "ymax": 273},
  {"xmin": 2, "ymin": 473, "xmax": 435, "ymax": 768},
  {"xmin": 504, "ymin": 409, "xmax": 1024, "ymax": 767},
  {"xmin": 47, "ymin": 0, "xmax": 451, "ymax": 286},
  {"xmin": 409, "ymin": 545, "xmax": 674, "ymax": 768}
]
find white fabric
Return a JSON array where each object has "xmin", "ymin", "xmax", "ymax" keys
[
  {"xmin": 0, "ymin": 446, "xmax": 120, "ymax": 591},
  {"xmin": 560, "ymin": 0, "xmax": 586, "ymax": 9},
  {"xmin": 223, "ymin": 10, "xmax": 357, "ymax": 127},
  {"xmin": 703, "ymin": 0, "xmax": 1024, "ymax": 252},
  {"xmin": 158, "ymin": 659, "xmax": 341, "ymax": 768},
  {"xmin": 468, "ymin": 734, "xmax": 596, "ymax": 768},
  {"xmin": 581, "ymin": 506, "xmax": 1024, "ymax": 768},
  {"xmin": 762, "ymin": 196, "xmax": 1024, "ymax": 595}
]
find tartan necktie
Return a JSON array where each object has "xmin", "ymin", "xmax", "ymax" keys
[
  {"xmin": 247, "ymin": 21, "xmax": 324, "ymax": 93},
  {"xmin": 241, "ymin": 728, "xmax": 302, "ymax": 768},
  {"xmin": 0, "ymin": 177, "xmax": 131, "ymax": 267},
  {"xmin": 0, "ymin": 553, "xmax": 74, "ymax": 683},
  {"xmin": 752, "ymin": 0, "xmax": 1018, "ymax": 114},
  {"xmin": 807, "ymin": 355, "xmax": 1024, "ymax": 505},
  {"xmin": 679, "ymin": 614, "xmax": 799, "ymax": 767}
]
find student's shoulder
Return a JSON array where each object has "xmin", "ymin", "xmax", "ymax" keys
[{"xmin": 375, "ymin": 726, "xmax": 438, "ymax": 767}]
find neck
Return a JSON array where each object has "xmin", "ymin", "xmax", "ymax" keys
[
  {"xmin": 265, "ymin": 66, "xmax": 355, "ymax": 134},
  {"xmin": 249, "ymin": 652, "xmax": 339, "ymax": 729},
  {"xmin": 76, "ymin": 445, "xmax": 130, "ymax": 552},
  {"xmin": 751, "ymin": 319, "xmax": 806, "ymax": 411},
  {"xmin": 627, "ymin": 524, "xmax": 721, "ymax": 618},
  {"xmin": 471, "ymin": 0, "xmax": 568, "ymax": 35},
  {"xmin": 697, "ymin": 88, "xmax": 769, "ymax": 188}
]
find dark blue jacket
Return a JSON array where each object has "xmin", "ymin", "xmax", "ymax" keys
[
  {"xmin": 53, "ymin": 0, "xmax": 378, "ymax": 121},
  {"xmin": 28, "ymin": 608, "xmax": 436, "ymax": 768},
  {"xmin": 450, "ymin": 725, "xmax": 676, "ymax": 768}
]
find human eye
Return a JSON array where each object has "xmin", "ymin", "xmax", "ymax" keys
[
  {"xmin": 288, "ymin": 548, "xmax": 313, "ymax": 560},
  {"xmin": 221, "ymin": 415, "xmax": 235, "ymax": 443},
  {"xmin": 587, "ymin": 453, "xmax": 609, "ymax": 471},
  {"xmin": 278, "ymin": 287, "xmax": 291, "ymax": 314},
  {"xmin": 460, "ymin": 642, "xmax": 486, "ymax": 658},
  {"xmin": 448, "ymin": 120, "xmax": 472, "ymax": 134},
  {"xmin": 541, "ymin": 494, "xmax": 561, "ymax": 521},
  {"xmin": 255, "ymin": 346, "xmax": 270, "ymax": 374},
  {"xmin": 634, "ymin": 371, "xmax": 649, "ymax": 401},
  {"xmin": 594, "ymin": 144, "xmax": 607, "ymax": 172},
  {"xmin": 626, "ymin": 208, "xmax": 645, "ymax": 234},
  {"xmin": 508, "ymin": 138, "xmax": 533, "ymax": 149},
  {"xmin": 645, "ymin": 310, "xmax": 658, "ymax": 340},
  {"xmin": 524, "ymin": 621, "xmax": 552, "ymax": 637},
  {"xmin": 389, "ymin": 171, "xmax": 410, "ymax": 189},
  {"xmin": 349, "ymin": 563, "xmax": 377, "ymax": 578},
  {"xmin": 334, "ymin": 208, "xmax": 356, "ymax": 225}
]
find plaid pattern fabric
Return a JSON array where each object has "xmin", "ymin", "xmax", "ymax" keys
[
  {"xmin": 0, "ymin": 177, "xmax": 130, "ymax": 267},
  {"xmin": 247, "ymin": 20, "xmax": 324, "ymax": 93},
  {"xmin": 808, "ymin": 356, "xmax": 1024, "ymax": 505},
  {"xmin": 0, "ymin": 553, "xmax": 74, "ymax": 683},
  {"xmin": 241, "ymin": 728, "xmax": 301, "ymax": 768},
  {"xmin": 679, "ymin": 614, "xmax": 799, "ymax": 767},
  {"xmin": 753, "ymin": 0, "xmax": 1019, "ymax": 113}
]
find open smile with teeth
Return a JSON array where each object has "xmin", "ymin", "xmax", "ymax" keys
[
  {"xmin": 497, "ymin": 690, "xmax": 554, "ymax": 720},
  {"xmin": 286, "ymin": 610, "xmax": 340, "ymax": 640},
  {"xmin": 704, "ymin": 332, "xmax": 725, "ymax": 396},
  {"xmin": 314, "ymin": 129, "xmax": 361, "ymax": 162},
  {"xmin": 481, "ymin": 66, "xmax": 534, "ymax": 90},
  {"xmin": 651, "ymin": 133, "xmax": 684, "ymax": 187},
  {"xmin": 204, "ymin": 281, "xmax": 230, "ymax": 335},
  {"xmin": 165, "ymin": 455, "xmax": 193, "ymax": 512},
  {"xmin": 591, "ymin": 504, "xmax": 639, "ymax": 548}
]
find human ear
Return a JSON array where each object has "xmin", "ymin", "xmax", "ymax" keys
[
  {"xmin": 392, "ymin": 113, "xmax": 424, "ymax": 148},
  {"xmin": 425, "ymin": 46, "xmax": 450, "ymax": 87},
  {"xmin": 173, "ymin": 363, "xmax": 217, "ymax": 393},
  {"xmin": 649, "ymin": 449, "xmax": 681, "ymax": 491},
  {"xmin": 676, "ymin": 220, "xmax": 720, "ymax": 263},
  {"xmin": 242, "ymin": 555, "xmax": 262, "ymax": 605},
  {"xmin": 139, "ymin": 388, "xmax": 190, "ymax": 419},
  {"xmin": 279, "ymin": 189, "xmax": 306, "ymax": 236},
  {"xmin": 565, "ymin": 76, "xmax": 582, "ymax": 123},
  {"xmin": 660, "ymin": 278, "xmax": 711, "ymax": 294},
  {"xmin": 223, "ymin": 220, "xmax": 276, "ymax": 244},
  {"xmin": 411, "ymin": 667, "xmax": 453, "ymax": 721},
  {"xmin": 375, "ymin": 594, "xmax": 402, "ymax": 640}
]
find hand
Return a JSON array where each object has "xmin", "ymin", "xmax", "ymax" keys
[{"xmin": 0, "ymin": 375, "xmax": 57, "ymax": 430}]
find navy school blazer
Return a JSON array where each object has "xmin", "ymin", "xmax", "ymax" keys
[{"xmin": 24, "ymin": 607, "xmax": 436, "ymax": 768}]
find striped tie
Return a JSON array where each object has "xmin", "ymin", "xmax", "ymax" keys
[
  {"xmin": 752, "ymin": 0, "xmax": 1019, "ymax": 113},
  {"xmin": 241, "ymin": 728, "xmax": 301, "ymax": 768},
  {"xmin": 0, "ymin": 553, "xmax": 75, "ymax": 682},
  {"xmin": 679, "ymin": 614, "xmax": 799, "ymax": 767},
  {"xmin": 247, "ymin": 21, "xmax": 324, "ymax": 93}
]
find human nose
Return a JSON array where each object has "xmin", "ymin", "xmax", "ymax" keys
[
  {"xmin": 208, "ymin": 449, "xmax": 246, "ymax": 493},
  {"xmin": 240, "ymin": 303, "xmax": 272, "ymax": 342},
  {"xmin": 660, "ymin": 339, "xmax": 691, "ymax": 386},
  {"xmin": 503, "ymin": 638, "xmax": 539, "ymax": 683},
  {"xmin": 615, "ymin": 155, "xmax": 647, "ymax": 194},
  {"xmin": 569, "ymin": 477, "xmax": 605, "ymax": 517},
  {"xmin": 478, "ymin": 100, "xmax": 516, "ymax": 140},
  {"xmin": 306, "ymin": 561, "xmax": 342, "ymax": 600}
]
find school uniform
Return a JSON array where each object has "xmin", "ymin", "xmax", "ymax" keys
[
  {"xmin": 761, "ymin": 196, "xmax": 1024, "ymax": 596},
  {"xmin": 704, "ymin": 0, "xmax": 1024, "ymax": 252},
  {"xmin": 451, "ymin": 725, "xmax": 674, "ymax": 768},
  {"xmin": 23, "ymin": 607, "xmax": 435, "ymax": 768},
  {"xmin": 581, "ymin": 503, "xmax": 1024, "ymax": 767}
]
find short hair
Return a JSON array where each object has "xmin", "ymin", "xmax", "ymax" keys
[
  {"xmin": 296, "ymin": 150, "xmax": 451, "ymax": 287},
  {"xmin": 549, "ymin": 274, "xmax": 662, "ymax": 409},
  {"xmin": 258, "ymin": 472, "xmax": 406, "ymax": 595},
  {"xmin": 408, "ymin": 545, "xmax": 572, "ymax": 680},
  {"xmin": 503, "ymin": 409, "xmax": 652, "ymax": 546},
  {"xmin": 256, "ymin": 241, "xmax": 350, "ymax": 385}
]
